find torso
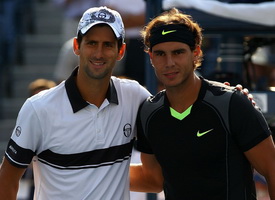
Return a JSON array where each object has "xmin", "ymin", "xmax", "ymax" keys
[
  {"xmin": 137, "ymin": 78, "xmax": 271, "ymax": 200},
  {"xmin": 5, "ymin": 74, "xmax": 151, "ymax": 200}
]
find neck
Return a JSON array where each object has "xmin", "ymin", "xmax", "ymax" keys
[
  {"xmin": 166, "ymin": 75, "xmax": 201, "ymax": 113},
  {"xmin": 76, "ymin": 74, "xmax": 111, "ymax": 108}
]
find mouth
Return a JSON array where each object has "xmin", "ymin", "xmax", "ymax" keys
[
  {"xmin": 163, "ymin": 71, "xmax": 178, "ymax": 79},
  {"xmin": 90, "ymin": 60, "xmax": 105, "ymax": 68}
]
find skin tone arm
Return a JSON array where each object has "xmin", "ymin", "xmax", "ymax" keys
[
  {"xmin": 122, "ymin": 13, "xmax": 145, "ymax": 28},
  {"xmin": 244, "ymin": 135, "xmax": 275, "ymax": 200},
  {"xmin": 0, "ymin": 157, "xmax": 26, "ymax": 200},
  {"xmin": 106, "ymin": 6, "xmax": 145, "ymax": 29},
  {"xmin": 130, "ymin": 152, "xmax": 164, "ymax": 193}
]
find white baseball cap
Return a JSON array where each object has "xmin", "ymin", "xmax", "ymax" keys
[{"xmin": 77, "ymin": 6, "xmax": 125, "ymax": 42}]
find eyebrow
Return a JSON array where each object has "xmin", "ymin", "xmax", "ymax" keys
[
  {"xmin": 152, "ymin": 50, "xmax": 164, "ymax": 53},
  {"xmin": 172, "ymin": 48, "xmax": 186, "ymax": 53},
  {"xmin": 153, "ymin": 48, "xmax": 186, "ymax": 53}
]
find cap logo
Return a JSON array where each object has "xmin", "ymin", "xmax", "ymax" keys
[
  {"xmin": 162, "ymin": 30, "xmax": 177, "ymax": 35},
  {"xmin": 78, "ymin": 9, "xmax": 115, "ymax": 32},
  {"xmin": 94, "ymin": 9, "xmax": 115, "ymax": 23}
]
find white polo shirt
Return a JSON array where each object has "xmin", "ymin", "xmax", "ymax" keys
[{"xmin": 5, "ymin": 68, "xmax": 151, "ymax": 200}]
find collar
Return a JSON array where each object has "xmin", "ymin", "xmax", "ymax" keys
[
  {"xmin": 65, "ymin": 67, "xmax": 119, "ymax": 113},
  {"xmin": 162, "ymin": 76, "xmax": 206, "ymax": 106}
]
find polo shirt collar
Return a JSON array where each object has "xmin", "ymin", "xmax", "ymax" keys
[{"xmin": 65, "ymin": 67, "xmax": 119, "ymax": 113}]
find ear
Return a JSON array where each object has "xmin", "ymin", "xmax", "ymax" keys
[
  {"xmin": 148, "ymin": 51, "xmax": 155, "ymax": 68},
  {"xmin": 117, "ymin": 43, "xmax": 126, "ymax": 61},
  {"xmin": 73, "ymin": 37, "xmax": 80, "ymax": 56},
  {"xmin": 193, "ymin": 45, "xmax": 201, "ymax": 57},
  {"xmin": 148, "ymin": 50, "xmax": 153, "ymax": 59}
]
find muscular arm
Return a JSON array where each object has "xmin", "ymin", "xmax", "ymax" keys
[
  {"xmin": 130, "ymin": 152, "xmax": 163, "ymax": 193},
  {"xmin": 244, "ymin": 136, "xmax": 275, "ymax": 200},
  {"xmin": 0, "ymin": 157, "xmax": 26, "ymax": 200}
]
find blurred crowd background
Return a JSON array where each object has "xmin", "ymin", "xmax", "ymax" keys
[{"xmin": 0, "ymin": 0, "xmax": 275, "ymax": 199}]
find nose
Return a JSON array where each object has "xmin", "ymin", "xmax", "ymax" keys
[
  {"xmin": 165, "ymin": 54, "xmax": 175, "ymax": 68},
  {"xmin": 94, "ymin": 45, "xmax": 103, "ymax": 59}
]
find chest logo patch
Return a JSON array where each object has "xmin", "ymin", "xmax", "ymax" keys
[
  {"xmin": 197, "ymin": 128, "xmax": 213, "ymax": 137},
  {"xmin": 123, "ymin": 123, "xmax": 132, "ymax": 137}
]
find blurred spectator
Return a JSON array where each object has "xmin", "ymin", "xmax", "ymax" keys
[
  {"xmin": 53, "ymin": 37, "xmax": 78, "ymax": 83},
  {"xmin": 28, "ymin": 78, "xmax": 57, "ymax": 96},
  {"xmin": 0, "ymin": 0, "xmax": 35, "ymax": 105},
  {"xmin": 0, "ymin": 0, "xmax": 18, "ymax": 100},
  {"xmin": 52, "ymin": 0, "xmax": 102, "ymax": 42},
  {"xmin": 248, "ymin": 44, "xmax": 275, "ymax": 91}
]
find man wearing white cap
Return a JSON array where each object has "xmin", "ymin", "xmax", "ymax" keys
[
  {"xmin": 0, "ymin": 6, "xmax": 255, "ymax": 200},
  {"xmin": 0, "ymin": 7, "xmax": 151, "ymax": 200}
]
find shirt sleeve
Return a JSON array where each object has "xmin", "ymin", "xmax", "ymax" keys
[
  {"xmin": 5, "ymin": 98, "xmax": 41, "ymax": 168},
  {"xmin": 135, "ymin": 101, "xmax": 154, "ymax": 154},
  {"xmin": 229, "ymin": 91, "xmax": 271, "ymax": 152}
]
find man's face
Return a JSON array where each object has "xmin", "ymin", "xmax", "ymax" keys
[
  {"xmin": 75, "ymin": 25, "xmax": 124, "ymax": 80},
  {"xmin": 149, "ymin": 41, "xmax": 197, "ymax": 88}
]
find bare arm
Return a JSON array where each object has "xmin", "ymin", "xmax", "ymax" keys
[
  {"xmin": 122, "ymin": 13, "xmax": 145, "ymax": 28},
  {"xmin": 130, "ymin": 152, "xmax": 163, "ymax": 193},
  {"xmin": 244, "ymin": 136, "xmax": 275, "ymax": 200},
  {"xmin": 106, "ymin": 6, "xmax": 145, "ymax": 29},
  {"xmin": 0, "ymin": 157, "xmax": 26, "ymax": 200}
]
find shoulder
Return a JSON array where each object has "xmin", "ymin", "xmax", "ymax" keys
[
  {"xmin": 139, "ymin": 90, "xmax": 166, "ymax": 118},
  {"xmin": 112, "ymin": 76, "xmax": 140, "ymax": 87},
  {"xmin": 111, "ymin": 76, "xmax": 151, "ymax": 97},
  {"xmin": 203, "ymin": 79, "xmax": 257, "ymax": 113},
  {"xmin": 201, "ymin": 79, "xmax": 237, "ymax": 104},
  {"xmin": 28, "ymin": 82, "xmax": 65, "ymax": 109},
  {"xmin": 145, "ymin": 90, "xmax": 166, "ymax": 105},
  {"xmin": 205, "ymin": 79, "xmax": 235, "ymax": 95}
]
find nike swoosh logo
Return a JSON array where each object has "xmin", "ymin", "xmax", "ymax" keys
[
  {"xmin": 197, "ymin": 129, "xmax": 214, "ymax": 137},
  {"xmin": 162, "ymin": 30, "xmax": 177, "ymax": 35}
]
